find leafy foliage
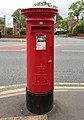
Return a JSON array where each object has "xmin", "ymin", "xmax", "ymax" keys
[
  {"xmin": 6, "ymin": 28, "xmax": 13, "ymax": 35},
  {"xmin": 68, "ymin": 0, "xmax": 84, "ymax": 21},
  {"xmin": 0, "ymin": 19, "xmax": 4, "ymax": 24},
  {"xmin": 72, "ymin": 20, "xmax": 84, "ymax": 33},
  {"xmin": 56, "ymin": 13, "xmax": 63, "ymax": 22},
  {"xmin": 20, "ymin": 27, "xmax": 26, "ymax": 35},
  {"xmin": 60, "ymin": 19, "xmax": 68, "ymax": 30},
  {"xmin": 34, "ymin": 0, "xmax": 57, "ymax": 8},
  {"xmin": 12, "ymin": 8, "xmax": 26, "ymax": 34}
]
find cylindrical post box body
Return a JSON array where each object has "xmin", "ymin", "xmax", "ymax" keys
[{"xmin": 22, "ymin": 7, "xmax": 58, "ymax": 114}]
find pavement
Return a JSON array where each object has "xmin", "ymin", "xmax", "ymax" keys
[
  {"xmin": 69, "ymin": 36, "xmax": 84, "ymax": 40},
  {"xmin": 0, "ymin": 88, "xmax": 84, "ymax": 120},
  {"xmin": 0, "ymin": 38, "xmax": 26, "ymax": 42},
  {"xmin": 58, "ymin": 35, "xmax": 84, "ymax": 40},
  {"xmin": 0, "ymin": 36, "xmax": 84, "ymax": 42}
]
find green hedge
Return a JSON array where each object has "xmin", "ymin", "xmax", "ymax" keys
[
  {"xmin": 6, "ymin": 28, "xmax": 13, "ymax": 35},
  {"xmin": 72, "ymin": 20, "xmax": 84, "ymax": 34},
  {"xmin": 20, "ymin": 27, "xmax": 26, "ymax": 35}
]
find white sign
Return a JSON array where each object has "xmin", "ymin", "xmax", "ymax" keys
[
  {"xmin": 5, "ymin": 15, "xmax": 13, "ymax": 28},
  {"xmin": 36, "ymin": 34, "xmax": 46, "ymax": 50}
]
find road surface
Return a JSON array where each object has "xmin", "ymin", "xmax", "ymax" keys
[{"xmin": 0, "ymin": 36, "xmax": 84, "ymax": 92}]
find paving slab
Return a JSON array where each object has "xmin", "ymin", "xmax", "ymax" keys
[{"xmin": 0, "ymin": 90, "xmax": 84, "ymax": 120}]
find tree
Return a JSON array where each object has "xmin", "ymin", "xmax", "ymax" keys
[
  {"xmin": 34, "ymin": 0, "xmax": 57, "ymax": 8},
  {"xmin": 56, "ymin": 13, "xmax": 63, "ymax": 22},
  {"xmin": 68, "ymin": 0, "xmax": 84, "ymax": 21},
  {"xmin": 68, "ymin": 12, "xmax": 75, "ymax": 20},
  {"xmin": 0, "ymin": 17, "xmax": 4, "ymax": 24},
  {"xmin": 12, "ymin": 8, "xmax": 26, "ymax": 34},
  {"xmin": 72, "ymin": 20, "xmax": 84, "ymax": 33},
  {"xmin": 60, "ymin": 19, "xmax": 68, "ymax": 30},
  {"xmin": 81, "ymin": 11, "xmax": 84, "ymax": 20}
]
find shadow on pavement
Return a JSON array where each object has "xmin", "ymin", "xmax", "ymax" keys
[{"xmin": 0, "ymin": 91, "xmax": 84, "ymax": 120}]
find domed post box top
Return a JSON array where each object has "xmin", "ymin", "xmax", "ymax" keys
[{"xmin": 21, "ymin": 7, "xmax": 58, "ymax": 21}]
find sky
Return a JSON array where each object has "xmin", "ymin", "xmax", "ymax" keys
[{"xmin": 0, "ymin": 0, "xmax": 78, "ymax": 18}]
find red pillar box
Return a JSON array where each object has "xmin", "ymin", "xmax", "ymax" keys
[{"xmin": 22, "ymin": 7, "xmax": 58, "ymax": 114}]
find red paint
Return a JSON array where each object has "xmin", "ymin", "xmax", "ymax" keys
[{"xmin": 22, "ymin": 8, "xmax": 58, "ymax": 93}]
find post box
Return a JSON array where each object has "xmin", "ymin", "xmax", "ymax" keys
[{"xmin": 22, "ymin": 7, "xmax": 58, "ymax": 114}]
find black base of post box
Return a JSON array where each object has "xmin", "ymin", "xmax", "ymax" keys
[{"xmin": 26, "ymin": 88, "xmax": 53, "ymax": 114}]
